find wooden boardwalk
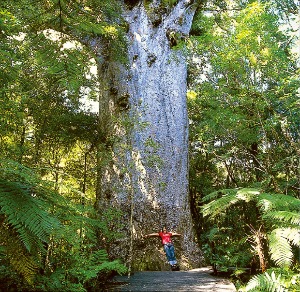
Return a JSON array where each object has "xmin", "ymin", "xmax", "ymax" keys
[{"xmin": 105, "ymin": 267, "xmax": 236, "ymax": 291}]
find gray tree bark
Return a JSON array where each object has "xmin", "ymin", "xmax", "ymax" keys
[{"xmin": 96, "ymin": 0, "xmax": 203, "ymax": 271}]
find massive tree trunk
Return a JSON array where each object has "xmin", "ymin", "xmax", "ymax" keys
[{"xmin": 96, "ymin": 0, "xmax": 203, "ymax": 271}]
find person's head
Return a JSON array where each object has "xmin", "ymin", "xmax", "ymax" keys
[{"xmin": 161, "ymin": 226, "xmax": 167, "ymax": 233}]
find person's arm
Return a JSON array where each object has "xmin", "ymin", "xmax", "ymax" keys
[
  {"xmin": 144, "ymin": 232, "xmax": 160, "ymax": 238},
  {"xmin": 171, "ymin": 232, "xmax": 181, "ymax": 236}
]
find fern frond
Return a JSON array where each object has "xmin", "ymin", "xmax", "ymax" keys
[
  {"xmin": 90, "ymin": 249, "xmax": 109, "ymax": 264},
  {"xmin": 202, "ymin": 188, "xmax": 259, "ymax": 217},
  {"xmin": 0, "ymin": 158, "xmax": 66, "ymax": 206},
  {"xmin": 268, "ymin": 228, "xmax": 300, "ymax": 267},
  {"xmin": 236, "ymin": 188, "xmax": 260, "ymax": 202},
  {"xmin": 9, "ymin": 248, "xmax": 39, "ymax": 285},
  {"xmin": 283, "ymin": 228, "xmax": 300, "ymax": 246},
  {"xmin": 245, "ymin": 271, "xmax": 287, "ymax": 292},
  {"xmin": 258, "ymin": 193, "xmax": 300, "ymax": 212},
  {"xmin": 206, "ymin": 227, "xmax": 220, "ymax": 241},
  {"xmin": 202, "ymin": 191, "xmax": 238, "ymax": 217},
  {"xmin": 18, "ymin": 227, "xmax": 46, "ymax": 255},
  {"xmin": 0, "ymin": 180, "xmax": 61, "ymax": 253},
  {"xmin": 263, "ymin": 210, "xmax": 300, "ymax": 227},
  {"xmin": 1, "ymin": 225, "xmax": 39, "ymax": 284},
  {"xmin": 1, "ymin": 158, "xmax": 39, "ymax": 185},
  {"xmin": 97, "ymin": 259, "xmax": 127, "ymax": 275},
  {"xmin": 68, "ymin": 250, "xmax": 127, "ymax": 284},
  {"xmin": 272, "ymin": 228, "xmax": 300, "ymax": 246}
]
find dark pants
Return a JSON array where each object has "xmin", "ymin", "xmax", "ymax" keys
[{"xmin": 163, "ymin": 243, "xmax": 177, "ymax": 265}]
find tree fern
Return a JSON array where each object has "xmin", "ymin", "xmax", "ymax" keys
[
  {"xmin": 202, "ymin": 188, "xmax": 260, "ymax": 217},
  {"xmin": 268, "ymin": 229, "xmax": 293, "ymax": 268},
  {"xmin": 242, "ymin": 268, "xmax": 300, "ymax": 292},
  {"xmin": 236, "ymin": 188, "xmax": 261, "ymax": 202},
  {"xmin": 201, "ymin": 188, "xmax": 237, "ymax": 202},
  {"xmin": 262, "ymin": 202, "xmax": 300, "ymax": 268},
  {"xmin": 202, "ymin": 190, "xmax": 238, "ymax": 217},
  {"xmin": 202, "ymin": 187, "xmax": 300, "ymax": 274},
  {"xmin": 68, "ymin": 249, "xmax": 127, "ymax": 284}
]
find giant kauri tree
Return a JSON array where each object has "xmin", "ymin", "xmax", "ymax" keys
[{"xmin": 94, "ymin": 0, "xmax": 204, "ymax": 270}]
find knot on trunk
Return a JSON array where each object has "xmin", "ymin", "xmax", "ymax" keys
[
  {"xmin": 166, "ymin": 29, "xmax": 186, "ymax": 48},
  {"xmin": 117, "ymin": 93, "xmax": 130, "ymax": 111},
  {"xmin": 147, "ymin": 54, "xmax": 157, "ymax": 67}
]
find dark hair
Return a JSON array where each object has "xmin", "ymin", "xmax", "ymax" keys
[{"xmin": 160, "ymin": 226, "xmax": 167, "ymax": 232}]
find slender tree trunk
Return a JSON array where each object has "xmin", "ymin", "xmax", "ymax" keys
[{"xmin": 95, "ymin": 0, "xmax": 203, "ymax": 270}]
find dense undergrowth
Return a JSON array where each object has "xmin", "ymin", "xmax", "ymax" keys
[{"xmin": 0, "ymin": 158, "xmax": 127, "ymax": 291}]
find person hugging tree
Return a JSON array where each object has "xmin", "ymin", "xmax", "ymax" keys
[{"xmin": 144, "ymin": 226, "xmax": 181, "ymax": 271}]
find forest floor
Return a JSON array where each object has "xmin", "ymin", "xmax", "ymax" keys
[{"xmin": 104, "ymin": 267, "xmax": 237, "ymax": 291}]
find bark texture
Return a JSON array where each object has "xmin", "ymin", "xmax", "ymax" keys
[{"xmin": 98, "ymin": 0, "xmax": 203, "ymax": 270}]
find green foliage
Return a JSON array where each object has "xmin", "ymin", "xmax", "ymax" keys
[
  {"xmin": 188, "ymin": 0, "xmax": 300, "ymax": 200},
  {"xmin": 1, "ymin": 0, "xmax": 126, "ymax": 290},
  {"xmin": 188, "ymin": 5, "xmax": 300, "ymax": 269},
  {"xmin": 2, "ymin": 227, "xmax": 40, "ymax": 285},
  {"xmin": 35, "ymin": 247, "xmax": 127, "ymax": 291},
  {"xmin": 0, "ymin": 9, "xmax": 20, "ymax": 86},
  {"xmin": 68, "ymin": 250, "xmax": 126, "ymax": 284},
  {"xmin": 0, "ymin": 180, "xmax": 61, "ymax": 249},
  {"xmin": 242, "ymin": 268, "xmax": 300, "ymax": 291},
  {"xmin": 201, "ymin": 187, "xmax": 300, "ymax": 289},
  {"xmin": 263, "ymin": 211, "xmax": 300, "ymax": 226},
  {"xmin": 0, "ymin": 158, "xmax": 127, "ymax": 289},
  {"xmin": 161, "ymin": 0, "xmax": 179, "ymax": 7},
  {"xmin": 0, "ymin": 158, "xmax": 65, "ymax": 283},
  {"xmin": 201, "ymin": 190, "xmax": 258, "ymax": 272},
  {"xmin": 268, "ymin": 228, "xmax": 300, "ymax": 268},
  {"xmin": 202, "ymin": 227, "xmax": 252, "ymax": 272}
]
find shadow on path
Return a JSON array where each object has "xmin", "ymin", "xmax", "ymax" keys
[{"xmin": 105, "ymin": 267, "xmax": 236, "ymax": 291}]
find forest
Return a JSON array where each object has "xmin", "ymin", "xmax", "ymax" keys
[{"xmin": 0, "ymin": 0, "xmax": 299, "ymax": 291}]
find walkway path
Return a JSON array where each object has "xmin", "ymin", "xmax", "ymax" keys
[{"xmin": 105, "ymin": 267, "xmax": 237, "ymax": 291}]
